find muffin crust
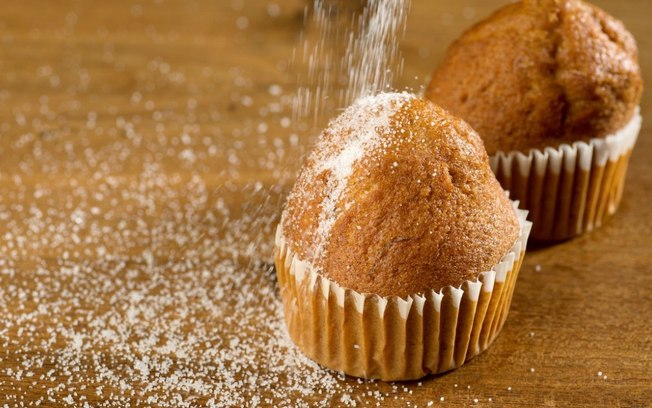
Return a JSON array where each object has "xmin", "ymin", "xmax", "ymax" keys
[
  {"xmin": 282, "ymin": 93, "xmax": 520, "ymax": 297},
  {"xmin": 425, "ymin": 0, "xmax": 643, "ymax": 155}
]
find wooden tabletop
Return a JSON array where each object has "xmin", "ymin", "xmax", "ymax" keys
[{"xmin": 0, "ymin": 0, "xmax": 650, "ymax": 406}]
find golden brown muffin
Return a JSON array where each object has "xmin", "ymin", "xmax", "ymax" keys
[
  {"xmin": 425, "ymin": 0, "xmax": 643, "ymax": 155},
  {"xmin": 281, "ymin": 93, "xmax": 519, "ymax": 297}
]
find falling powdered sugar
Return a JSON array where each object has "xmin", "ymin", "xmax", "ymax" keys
[
  {"xmin": 342, "ymin": 0, "xmax": 411, "ymax": 106},
  {"xmin": 292, "ymin": 0, "xmax": 411, "ymax": 123}
]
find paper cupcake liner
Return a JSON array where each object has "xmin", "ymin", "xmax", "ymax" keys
[
  {"xmin": 489, "ymin": 109, "xmax": 641, "ymax": 242},
  {"xmin": 274, "ymin": 201, "xmax": 531, "ymax": 381}
]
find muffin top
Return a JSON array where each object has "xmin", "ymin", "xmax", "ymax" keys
[
  {"xmin": 425, "ymin": 0, "xmax": 642, "ymax": 155},
  {"xmin": 281, "ymin": 93, "xmax": 520, "ymax": 298}
]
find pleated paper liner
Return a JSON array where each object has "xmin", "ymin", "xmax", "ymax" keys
[
  {"xmin": 274, "ymin": 201, "xmax": 531, "ymax": 381},
  {"xmin": 489, "ymin": 110, "xmax": 641, "ymax": 242}
]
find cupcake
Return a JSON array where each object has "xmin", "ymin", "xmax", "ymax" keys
[
  {"xmin": 275, "ymin": 93, "xmax": 531, "ymax": 381},
  {"xmin": 425, "ymin": 0, "xmax": 643, "ymax": 241}
]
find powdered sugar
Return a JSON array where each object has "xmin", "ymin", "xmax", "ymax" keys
[
  {"xmin": 293, "ymin": 0, "xmax": 411, "ymax": 123},
  {"xmin": 342, "ymin": 0, "xmax": 411, "ymax": 105},
  {"xmin": 292, "ymin": 92, "xmax": 413, "ymax": 261}
]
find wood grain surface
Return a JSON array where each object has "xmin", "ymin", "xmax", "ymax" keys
[{"xmin": 0, "ymin": 0, "xmax": 650, "ymax": 406}]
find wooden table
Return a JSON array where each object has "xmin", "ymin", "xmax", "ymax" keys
[{"xmin": 0, "ymin": 0, "xmax": 649, "ymax": 406}]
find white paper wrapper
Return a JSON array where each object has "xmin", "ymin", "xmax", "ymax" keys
[
  {"xmin": 489, "ymin": 110, "xmax": 641, "ymax": 241},
  {"xmin": 274, "ymin": 201, "xmax": 531, "ymax": 381}
]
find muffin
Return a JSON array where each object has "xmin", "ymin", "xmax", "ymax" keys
[
  {"xmin": 425, "ymin": 0, "xmax": 642, "ymax": 241},
  {"xmin": 275, "ymin": 93, "xmax": 531, "ymax": 380}
]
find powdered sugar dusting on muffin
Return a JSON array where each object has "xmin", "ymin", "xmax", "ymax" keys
[{"xmin": 286, "ymin": 92, "xmax": 413, "ymax": 263}]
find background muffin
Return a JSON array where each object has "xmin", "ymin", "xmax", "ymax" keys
[
  {"xmin": 426, "ymin": 0, "xmax": 642, "ymax": 241},
  {"xmin": 276, "ymin": 93, "xmax": 531, "ymax": 380}
]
